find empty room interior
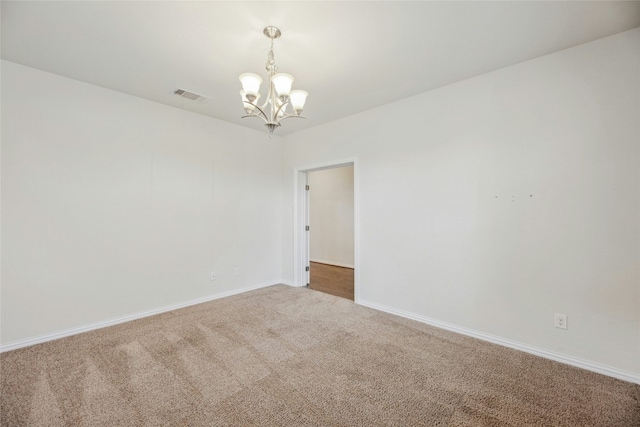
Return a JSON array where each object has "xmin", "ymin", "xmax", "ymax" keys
[{"xmin": 1, "ymin": 1, "xmax": 639, "ymax": 425}]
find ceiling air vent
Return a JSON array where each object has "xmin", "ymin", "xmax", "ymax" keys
[{"xmin": 173, "ymin": 88, "xmax": 208, "ymax": 103}]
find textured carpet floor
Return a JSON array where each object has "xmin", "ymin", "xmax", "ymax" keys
[{"xmin": 1, "ymin": 285, "xmax": 639, "ymax": 426}]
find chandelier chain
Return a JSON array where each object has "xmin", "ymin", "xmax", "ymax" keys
[{"xmin": 265, "ymin": 38, "xmax": 277, "ymax": 74}]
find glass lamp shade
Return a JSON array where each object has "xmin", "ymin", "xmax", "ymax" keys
[
  {"xmin": 289, "ymin": 90, "xmax": 308, "ymax": 112},
  {"xmin": 239, "ymin": 73, "xmax": 263, "ymax": 97},
  {"xmin": 240, "ymin": 91, "xmax": 260, "ymax": 112},
  {"xmin": 271, "ymin": 73, "xmax": 294, "ymax": 97}
]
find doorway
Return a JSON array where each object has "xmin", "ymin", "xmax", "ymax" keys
[
  {"xmin": 294, "ymin": 161, "xmax": 357, "ymax": 301},
  {"xmin": 307, "ymin": 166, "xmax": 354, "ymax": 300}
]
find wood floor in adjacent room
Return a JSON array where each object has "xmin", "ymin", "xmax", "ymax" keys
[{"xmin": 308, "ymin": 261, "xmax": 354, "ymax": 300}]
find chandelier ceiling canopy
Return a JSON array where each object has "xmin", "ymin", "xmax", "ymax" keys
[{"xmin": 239, "ymin": 26, "xmax": 308, "ymax": 136}]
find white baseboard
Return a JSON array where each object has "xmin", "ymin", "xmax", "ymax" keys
[
  {"xmin": 0, "ymin": 281, "xmax": 279, "ymax": 353},
  {"xmin": 310, "ymin": 259, "xmax": 354, "ymax": 269},
  {"xmin": 358, "ymin": 299, "xmax": 640, "ymax": 385},
  {"xmin": 6, "ymin": 286, "xmax": 636, "ymax": 385}
]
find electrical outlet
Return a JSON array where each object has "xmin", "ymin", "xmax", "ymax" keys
[
  {"xmin": 554, "ymin": 313, "xmax": 567, "ymax": 329},
  {"xmin": 234, "ymin": 267, "xmax": 240, "ymax": 276},
  {"xmin": 210, "ymin": 272, "xmax": 216, "ymax": 281}
]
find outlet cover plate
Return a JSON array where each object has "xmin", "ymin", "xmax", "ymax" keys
[{"xmin": 554, "ymin": 313, "xmax": 567, "ymax": 329}]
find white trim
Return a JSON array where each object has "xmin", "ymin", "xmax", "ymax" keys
[
  {"xmin": 352, "ymin": 159, "xmax": 360, "ymax": 303},
  {"xmin": 297, "ymin": 159, "xmax": 356, "ymax": 174},
  {"xmin": 358, "ymin": 299, "xmax": 640, "ymax": 385},
  {"xmin": 0, "ymin": 281, "xmax": 279, "ymax": 353},
  {"xmin": 292, "ymin": 169, "xmax": 309, "ymax": 287},
  {"xmin": 310, "ymin": 259, "xmax": 354, "ymax": 269}
]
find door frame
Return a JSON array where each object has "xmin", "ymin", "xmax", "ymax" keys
[{"xmin": 293, "ymin": 158, "xmax": 359, "ymax": 302}]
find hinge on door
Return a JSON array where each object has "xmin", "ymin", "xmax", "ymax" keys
[
  {"xmin": 305, "ymin": 266, "xmax": 310, "ymax": 272},
  {"xmin": 305, "ymin": 185, "xmax": 310, "ymax": 191},
  {"xmin": 305, "ymin": 225, "xmax": 310, "ymax": 231}
]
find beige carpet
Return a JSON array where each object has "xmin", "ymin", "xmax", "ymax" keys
[{"xmin": 1, "ymin": 285, "xmax": 639, "ymax": 426}]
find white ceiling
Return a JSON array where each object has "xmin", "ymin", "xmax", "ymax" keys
[{"xmin": 2, "ymin": 1, "xmax": 640, "ymax": 135}]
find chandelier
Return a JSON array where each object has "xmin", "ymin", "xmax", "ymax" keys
[{"xmin": 239, "ymin": 26, "xmax": 308, "ymax": 135}]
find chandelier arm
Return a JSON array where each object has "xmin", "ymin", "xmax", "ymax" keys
[
  {"xmin": 259, "ymin": 88, "xmax": 272, "ymax": 110},
  {"xmin": 269, "ymin": 81, "xmax": 280, "ymax": 122},
  {"xmin": 274, "ymin": 115, "xmax": 306, "ymax": 124},
  {"xmin": 242, "ymin": 101, "xmax": 269, "ymax": 122},
  {"xmin": 241, "ymin": 114, "xmax": 264, "ymax": 121},
  {"xmin": 273, "ymin": 101, "xmax": 287, "ymax": 119},
  {"xmin": 241, "ymin": 114, "xmax": 277, "ymax": 128}
]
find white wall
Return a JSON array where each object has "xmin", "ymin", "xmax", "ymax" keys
[
  {"xmin": 282, "ymin": 29, "xmax": 640, "ymax": 379},
  {"xmin": 309, "ymin": 166, "xmax": 354, "ymax": 268},
  {"xmin": 1, "ymin": 60, "xmax": 283, "ymax": 346},
  {"xmin": 2, "ymin": 28, "xmax": 639, "ymax": 382}
]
